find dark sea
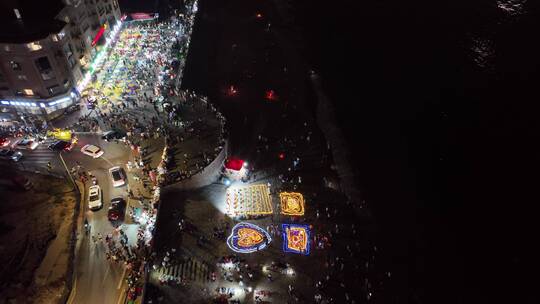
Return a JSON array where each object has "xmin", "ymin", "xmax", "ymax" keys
[{"xmin": 291, "ymin": 0, "xmax": 540, "ymax": 303}]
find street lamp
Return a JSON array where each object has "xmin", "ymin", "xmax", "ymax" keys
[{"xmin": 59, "ymin": 152, "xmax": 79, "ymax": 193}]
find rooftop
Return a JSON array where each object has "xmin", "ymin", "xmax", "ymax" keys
[{"xmin": 0, "ymin": 0, "xmax": 66, "ymax": 44}]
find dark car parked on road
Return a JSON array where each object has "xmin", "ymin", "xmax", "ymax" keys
[
  {"xmin": 101, "ymin": 130, "xmax": 126, "ymax": 141},
  {"xmin": 108, "ymin": 197, "xmax": 126, "ymax": 221},
  {"xmin": 48, "ymin": 140, "xmax": 72, "ymax": 151}
]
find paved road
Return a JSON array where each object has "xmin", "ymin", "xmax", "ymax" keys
[
  {"xmin": 2, "ymin": 132, "xmax": 137, "ymax": 304},
  {"xmin": 2, "ymin": 8, "xmax": 196, "ymax": 303},
  {"xmin": 64, "ymin": 134, "xmax": 140, "ymax": 304},
  {"xmin": 13, "ymin": 138, "xmax": 61, "ymax": 172}
]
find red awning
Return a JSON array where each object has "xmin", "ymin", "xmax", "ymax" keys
[
  {"xmin": 225, "ymin": 158, "xmax": 244, "ymax": 171},
  {"xmin": 131, "ymin": 13, "xmax": 155, "ymax": 20}
]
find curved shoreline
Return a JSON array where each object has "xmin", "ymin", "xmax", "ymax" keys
[{"xmin": 310, "ymin": 73, "xmax": 368, "ymax": 215}]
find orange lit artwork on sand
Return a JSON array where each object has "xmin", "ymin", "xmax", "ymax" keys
[
  {"xmin": 225, "ymin": 184, "xmax": 273, "ymax": 217},
  {"xmin": 280, "ymin": 192, "xmax": 305, "ymax": 216},
  {"xmin": 237, "ymin": 227, "xmax": 264, "ymax": 247},
  {"xmin": 282, "ymin": 224, "xmax": 310, "ymax": 255},
  {"xmin": 227, "ymin": 222, "xmax": 272, "ymax": 253}
]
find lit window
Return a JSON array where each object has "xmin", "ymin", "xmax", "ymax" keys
[
  {"xmin": 17, "ymin": 75, "xmax": 27, "ymax": 80},
  {"xmin": 27, "ymin": 42, "xmax": 42, "ymax": 51},
  {"xmin": 23, "ymin": 89, "xmax": 34, "ymax": 96},
  {"xmin": 3, "ymin": 45, "xmax": 10, "ymax": 52},
  {"xmin": 58, "ymin": 30, "xmax": 66, "ymax": 40},
  {"xmin": 52, "ymin": 35, "xmax": 58, "ymax": 42}
]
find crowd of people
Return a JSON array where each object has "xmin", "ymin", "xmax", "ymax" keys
[
  {"xmin": 0, "ymin": 124, "xmax": 37, "ymax": 138},
  {"xmin": 248, "ymin": 120, "xmax": 380, "ymax": 303},
  {"xmin": 160, "ymin": 90, "xmax": 227, "ymax": 185},
  {"xmin": 68, "ymin": 10, "xmax": 226, "ymax": 188},
  {"xmin": 89, "ymin": 224, "xmax": 153, "ymax": 301},
  {"xmin": 74, "ymin": 3, "xmax": 226, "ymax": 301}
]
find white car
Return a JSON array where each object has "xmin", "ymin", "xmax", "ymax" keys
[
  {"xmin": 13, "ymin": 138, "xmax": 39, "ymax": 150},
  {"xmin": 109, "ymin": 166, "xmax": 126, "ymax": 187},
  {"xmin": 88, "ymin": 185, "xmax": 102, "ymax": 210},
  {"xmin": 80, "ymin": 144, "xmax": 104, "ymax": 158}
]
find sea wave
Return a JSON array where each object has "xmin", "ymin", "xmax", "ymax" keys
[
  {"xmin": 470, "ymin": 37, "xmax": 495, "ymax": 69},
  {"xmin": 497, "ymin": 0, "xmax": 526, "ymax": 16}
]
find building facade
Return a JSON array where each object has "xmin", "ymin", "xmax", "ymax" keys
[{"xmin": 0, "ymin": 0, "xmax": 121, "ymax": 122}]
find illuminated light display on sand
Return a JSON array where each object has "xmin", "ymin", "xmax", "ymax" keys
[
  {"xmin": 225, "ymin": 184, "xmax": 273, "ymax": 217},
  {"xmin": 280, "ymin": 192, "xmax": 305, "ymax": 216},
  {"xmin": 282, "ymin": 224, "xmax": 310, "ymax": 255},
  {"xmin": 227, "ymin": 222, "xmax": 272, "ymax": 253}
]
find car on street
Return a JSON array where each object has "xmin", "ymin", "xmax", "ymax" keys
[
  {"xmin": 101, "ymin": 130, "xmax": 126, "ymax": 141},
  {"xmin": 80, "ymin": 144, "xmax": 104, "ymax": 158},
  {"xmin": 48, "ymin": 140, "xmax": 73, "ymax": 151},
  {"xmin": 108, "ymin": 197, "xmax": 126, "ymax": 221},
  {"xmin": 12, "ymin": 138, "xmax": 39, "ymax": 150},
  {"xmin": 0, "ymin": 137, "xmax": 10, "ymax": 147},
  {"xmin": 109, "ymin": 166, "xmax": 126, "ymax": 187},
  {"xmin": 0, "ymin": 149, "xmax": 23, "ymax": 162},
  {"xmin": 88, "ymin": 185, "xmax": 102, "ymax": 210}
]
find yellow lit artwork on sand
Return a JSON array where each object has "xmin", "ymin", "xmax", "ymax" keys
[
  {"xmin": 225, "ymin": 184, "xmax": 273, "ymax": 216},
  {"xmin": 280, "ymin": 192, "xmax": 305, "ymax": 216}
]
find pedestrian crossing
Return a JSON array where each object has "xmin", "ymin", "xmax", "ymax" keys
[
  {"xmin": 17, "ymin": 139, "xmax": 60, "ymax": 169},
  {"xmin": 155, "ymin": 257, "xmax": 213, "ymax": 283}
]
